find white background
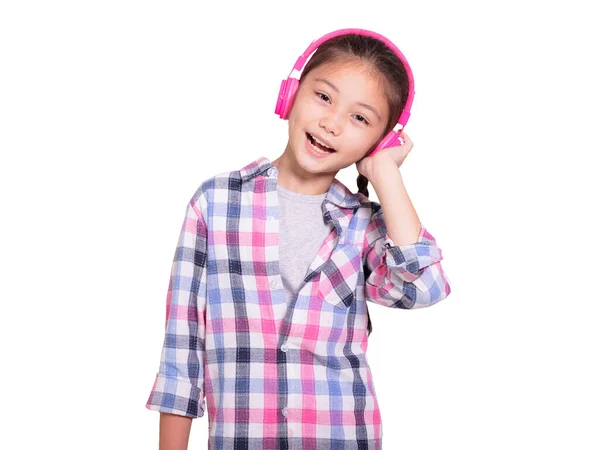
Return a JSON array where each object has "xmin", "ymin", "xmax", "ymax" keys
[{"xmin": 1, "ymin": 0, "xmax": 598, "ymax": 448}]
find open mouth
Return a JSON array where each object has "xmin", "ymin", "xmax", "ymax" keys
[{"xmin": 306, "ymin": 133, "xmax": 336, "ymax": 153}]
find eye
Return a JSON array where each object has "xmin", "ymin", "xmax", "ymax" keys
[
  {"xmin": 353, "ymin": 114, "xmax": 370, "ymax": 125},
  {"xmin": 315, "ymin": 91, "xmax": 330, "ymax": 103}
]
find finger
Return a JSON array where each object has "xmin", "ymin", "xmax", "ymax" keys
[
  {"xmin": 399, "ymin": 133, "xmax": 412, "ymax": 149},
  {"xmin": 388, "ymin": 143, "xmax": 406, "ymax": 160},
  {"xmin": 399, "ymin": 130, "xmax": 411, "ymax": 143}
]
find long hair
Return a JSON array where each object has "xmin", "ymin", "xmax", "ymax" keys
[{"xmin": 298, "ymin": 33, "xmax": 410, "ymax": 336}]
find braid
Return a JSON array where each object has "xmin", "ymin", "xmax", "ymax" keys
[
  {"xmin": 356, "ymin": 173, "xmax": 370, "ymax": 198},
  {"xmin": 357, "ymin": 172, "xmax": 373, "ymax": 336}
]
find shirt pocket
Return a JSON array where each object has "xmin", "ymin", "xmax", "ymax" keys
[{"xmin": 317, "ymin": 243, "xmax": 361, "ymax": 309}]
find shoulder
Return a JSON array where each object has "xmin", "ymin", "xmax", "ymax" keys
[{"xmin": 188, "ymin": 157, "xmax": 265, "ymax": 217}]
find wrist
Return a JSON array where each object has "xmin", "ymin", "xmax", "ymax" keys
[{"xmin": 367, "ymin": 159, "xmax": 401, "ymax": 187}]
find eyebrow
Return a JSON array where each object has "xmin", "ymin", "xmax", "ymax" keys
[{"xmin": 314, "ymin": 77, "xmax": 382, "ymax": 121}]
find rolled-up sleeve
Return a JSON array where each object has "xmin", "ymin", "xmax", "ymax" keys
[
  {"xmin": 362, "ymin": 206, "xmax": 451, "ymax": 309},
  {"xmin": 145, "ymin": 195, "xmax": 208, "ymax": 418}
]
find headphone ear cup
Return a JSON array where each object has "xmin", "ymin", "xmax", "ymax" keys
[
  {"xmin": 275, "ymin": 78, "xmax": 299, "ymax": 120},
  {"xmin": 370, "ymin": 130, "xmax": 405, "ymax": 157},
  {"xmin": 275, "ymin": 79, "xmax": 287, "ymax": 117}
]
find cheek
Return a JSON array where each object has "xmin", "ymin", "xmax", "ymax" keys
[
  {"xmin": 293, "ymin": 90, "xmax": 320, "ymax": 118},
  {"xmin": 290, "ymin": 101, "xmax": 309, "ymax": 122}
]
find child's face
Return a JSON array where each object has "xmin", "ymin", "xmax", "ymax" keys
[{"xmin": 286, "ymin": 59, "xmax": 389, "ymax": 175}]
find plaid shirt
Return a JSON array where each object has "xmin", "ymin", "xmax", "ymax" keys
[{"xmin": 146, "ymin": 156, "xmax": 451, "ymax": 449}]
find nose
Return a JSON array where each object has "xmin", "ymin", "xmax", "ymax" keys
[{"xmin": 319, "ymin": 111, "xmax": 342, "ymax": 136}]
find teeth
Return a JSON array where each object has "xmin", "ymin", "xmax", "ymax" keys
[
  {"xmin": 309, "ymin": 141, "xmax": 330, "ymax": 154},
  {"xmin": 311, "ymin": 134, "xmax": 333, "ymax": 150}
]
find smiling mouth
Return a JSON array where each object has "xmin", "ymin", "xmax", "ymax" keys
[{"xmin": 306, "ymin": 133, "xmax": 336, "ymax": 153}]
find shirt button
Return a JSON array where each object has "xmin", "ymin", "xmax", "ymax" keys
[
  {"xmin": 267, "ymin": 216, "xmax": 275, "ymax": 223},
  {"xmin": 281, "ymin": 342, "xmax": 288, "ymax": 352},
  {"xmin": 267, "ymin": 168, "xmax": 274, "ymax": 176},
  {"xmin": 281, "ymin": 407, "xmax": 288, "ymax": 417},
  {"xmin": 270, "ymin": 280, "xmax": 278, "ymax": 289}
]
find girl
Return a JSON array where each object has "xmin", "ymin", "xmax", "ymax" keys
[{"xmin": 146, "ymin": 28, "xmax": 451, "ymax": 450}]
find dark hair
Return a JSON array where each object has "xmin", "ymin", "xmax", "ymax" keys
[{"xmin": 298, "ymin": 33, "xmax": 410, "ymax": 337}]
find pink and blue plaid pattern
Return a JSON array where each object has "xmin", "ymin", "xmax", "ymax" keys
[{"xmin": 146, "ymin": 156, "xmax": 451, "ymax": 449}]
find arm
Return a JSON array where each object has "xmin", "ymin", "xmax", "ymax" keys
[
  {"xmin": 159, "ymin": 413, "xmax": 192, "ymax": 450},
  {"xmin": 369, "ymin": 159, "xmax": 421, "ymax": 247},
  {"xmin": 361, "ymin": 144, "xmax": 451, "ymax": 308},
  {"xmin": 146, "ymin": 193, "xmax": 209, "ymax": 439}
]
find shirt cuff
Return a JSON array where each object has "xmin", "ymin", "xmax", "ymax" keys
[
  {"xmin": 381, "ymin": 226, "xmax": 443, "ymax": 283},
  {"xmin": 145, "ymin": 373, "xmax": 205, "ymax": 418}
]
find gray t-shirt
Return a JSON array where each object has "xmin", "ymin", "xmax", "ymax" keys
[{"xmin": 276, "ymin": 183, "xmax": 332, "ymax": 307}]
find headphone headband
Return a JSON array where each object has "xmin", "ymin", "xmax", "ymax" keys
[{"xmin": 288, "ymin": 28, "xmax": 415, "ymax": 128}]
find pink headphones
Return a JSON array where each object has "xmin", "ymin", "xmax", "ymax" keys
[{"xmin": 274, "ymin": 28, "xmax": 415, "ymax": 156}]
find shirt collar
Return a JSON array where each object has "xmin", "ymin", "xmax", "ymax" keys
[{"xmin": 239, "ymin": 156, "xmax": 361, "ymax": 210}]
